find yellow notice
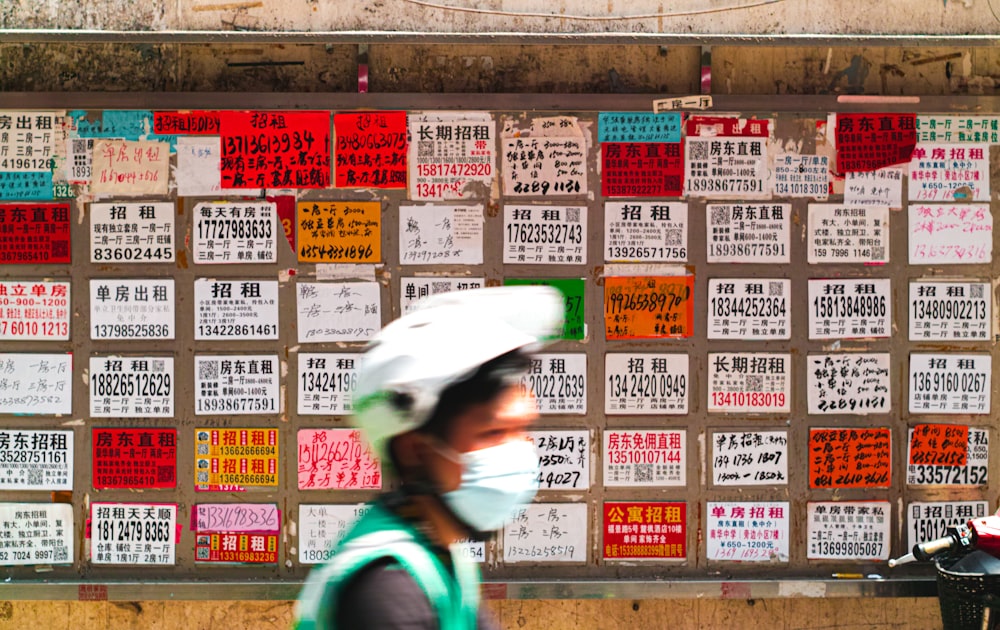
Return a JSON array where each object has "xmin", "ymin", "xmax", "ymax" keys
[
  {"xmin": 194, "ymin": 428, "xmax": 279, "ymax": 491},
  {"xmin": 297, "ymin": 200, "xmax": 381, "ymax": 263}
]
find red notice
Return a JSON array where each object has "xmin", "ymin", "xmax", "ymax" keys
[
  {"xmin": 154, "ymin": 111, "xmax": 221, "ymax": 135},
  {"xmin": 220, "ymin": 110, "xmax": 331, "ymax": 189},
  {"xmin": 92, "ymin": 428, "xmax": 177, "ymax": 489},
  {"xmin": 603, "ymin": 501, "xmax": 686, "ymax": 560},
  {"xmin": 835, "ymin": 113, "xmax": 916, "ymax": 173},
  {"xmin": 0, "ymin": 202, "xmax": 71, "ymax": 264},
  {"xmin": 685, "ymin": 116, "xmax": 770, "ymax": 137},
  {"xmin": 602, "ymin": 142, "xmax": 684, "ymax": 197},
  {"xmin": 334, "ymin": 111, "xmax": 407, "ymax": 188}
]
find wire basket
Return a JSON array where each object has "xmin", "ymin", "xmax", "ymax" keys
[{"xmin": 936, "ymin": 555, "xmax": 1000, "ymax": 630}]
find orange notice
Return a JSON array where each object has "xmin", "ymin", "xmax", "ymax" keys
[
  {"xmin": 909, "ymin": 424, "xmax": 968, "ymax": 467},
  {"xmin": 297, "ymin": 201, "xmax": 381, "ymax": 263},
  {"xmin": 809, "ymin": 428, "xmax": 891, "ymax": 489},
  {"xmin": 604, "ymin": 275, "xmax": 694, "ymax": 340}
]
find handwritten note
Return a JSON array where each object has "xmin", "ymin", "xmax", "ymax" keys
[
  {"xmin": 503, "ymin": 503, "xmax": 587, "ymax": 563},
  {"xmin": 90, "ymin": 139, "xmax": 168, "ymax": 195},
  {"xmin": 297, "ymin": 201, "xmax": 380, "ymax": 263},
  {"xmin": 604, "ymin": 275, "xmax": 694, "ymax": 339},
  {"xmin": 909, "ymin": 424, "xmax": 968, "ymax": 467},
  {"xmin": 176, "ymin": 137, "xmax": 261, "ymax": 197},
  {"xmin": 502, "ymin": 116, "xmax": 587, "ymax": 197},
  {"xmin": 0, "ymin": 171, "xmax": 53, "ymax": 200},
  {"xmin": 398, "ymin": 204, "xmax": 483, "ymax": 265},
  {"xmin": 0, "ymin": 353, "xmax": 72, "ymax": 415},
  {"xmin": 807, "ymin": 353, "xmax": 890, "ymax": 415},
  {"xmin": 297, "ymin": 429, "xmax": 381, "ymax": 490},
  {"xmin": 334, "ymin": 111, "xmax": 407, "ymax": 188},
  {"xmin": 154, "ymin": 111, "xmax": 221, "ymax": 135},
  {"xmin": 809, "ymin": 428, "xmax": 891, "ymax": 488},
  {"xmin": 908, "ymin": 203, "xmax": 992, "ymax": 264},
  {"xmin": 530, "ymin": 430, "xmax": 590, "ymax": 491},
  {"xmin": 712, "ymin": 431, "xmax": 788, "ymax": 486},
  {"xmin": 296, "ymin": 282, "xmax": 380, "ymax": 343},
  {"xmin": 844, "ymin": 167, "xmax": 903, "ymax": 208},
  {"xmin": 220, "ymin": 110, "xmax": 331, "ymax": 188}
]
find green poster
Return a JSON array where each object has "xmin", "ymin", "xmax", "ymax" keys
[{"xmin": 504, "ymin": 278, "xmax": 585, "ymax": 340}]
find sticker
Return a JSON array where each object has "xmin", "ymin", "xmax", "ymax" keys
[
  {"xmin": 908, "ymin": 144, "xmax": 990, "ymax": 201},
  {"xmin": 603, "ymin": 501, "xmax": 685, "ymax": 560},
  {"xmin": 221, "ymin": 110, "xmax": 331, "ymax": 188},
  {"xmin": 297, "ymin": 353, "xmax": 359, "ymax": 416},
  {"xmin": 408, "ymin": 112, "xmax": 495, "ymax": 200},
  {"xmin": 503, "ymin": 278, "xmax": 585, "ymax": 340},
  {"xmin": 334, "ymin": 111, "xmax": 406, "ymax": 188},
  {"xmin": 603, "ymin": 429, "xmax": 685, "ymax": 487},
  {"xmin": 908, "ymin": 203, "xmax": 992, "ymax": 264},
  {"xmin": 601, "ymin": 142, "xmax": 683, "ymax": 197},
  {"xmin": 807, "ymin": 501, "xmax": 889, "ymax": 560},
  {"xmin": 90, "ymin": 201, "xmax": 174, "ymax": 263},
  {"xmin": 808, "ymin": 278, "xmax": 891, "ymax": 339},
  {"xmin": 604, "ymin": 202, "xmax": 687, "ymax": 262},
  {"xmin": 0, "ymin": 203, "xmax": 70, "ymax": 264},
  {"xmin": 807, "ymin": 204, "xmax": 889, "ymax": 264},
  {"xmin": 503, "ymin": 205, "xmax": 586, "ymax": 264},
  {"xmin": 503, "ymin": 503, "xmax": 587, "ymax": 563},
  {"xmin": 194, "ymin": 355, "xmax": 279, "ymax": 416},
  {"xmin": 92, "ymin": 427, "xmax": 177, "ymax": 490},
  {"xmin": 604, "ymin": 275, "xmax": 694, "ymax": 339},
  {"xmin": 297, "ymin": 429, "xmax": 381, "ymax": 490},
  {"xmin": 707, "ymin": 353, "xmax": 790, "ymax": 414},
  {"xmin": 194, "ymin": 429, "xmax": 279, "ymax": 491},
  {"xmin": 400, "ymin": 277, "xmax": 484, "ymax": 316},
  {"xmin": 684, "ymin": 116, "xmax": 769, "ymax": 199},
  {"xmin": 809, "ymin": 428, "xmax": 891, "ymax": 488},
  {"xmin": 0, "ymin": 503, "xmax": 73, "ymax": 565},
  {"xmin": 89, "ymin": 356, "xmax": 173, "ymax": 418},
  {"xmin": 0, "ymin": 353, "xmax": 72, "ymax": 415},
  {"xmin": 0, "ymin": 281, "xmax": 70, "ymax": 340},
  {"xmin": 909, "ymin": 281, "xmax": 990, "ymax": 341},
  {"xmin": 907, "ymin": 501, "xmax": 989, "ymax": 550},
  {"xmin": 0, "ymin": 172, "xmax": 54, "ymax": 201},
  {"xmin": 519, "ymin": 354, "xmax": 586, "ymax": 415},
  {"xmin": 707, "ymin": 278, "xmax": 790, "ymax": 340},
  {"xmin": 844, "ymin": 167, "xmax": 903, "ymax": 208},
  {"xmin": 398, "ymin": 204, "xmax": 484, "ymax": 265},
  {"xmin": 916, "ymin": 115, "xmax": 1000, "ymax": 144},
  {"xmin": 834, "ymin": 113, "xmax": 916, "ymax": 172},
  {"xmin": 194, "ymin": 279, "xmax": 278, "ymax": 340},
  {"xmin": 90, "ymin": 503, "xmax": 177, "ymax": 565},
  {"xmin": 807, "ymin": 353, "xmax": 890, "ymax": 415},
  {"xmin": 0, "ymin": 111, "xmax": 60, "ymax": 171},
  {"xmin": 909, "ymin": 353, "xmax": 991, "ymax": 414},
  {"xmin": 907, "ymin": 426, "xmax": 987, "ymax": 486},
  {"xmin": 298, "ymin": 504, "xmax": 372, "ymax": 564},
  {"xmin": 297, "ymin": 200, "xmax": 381, "ymax": 263},
  {"xmin": 706, "ymin": 203, "xmax": 790, "ymax": 263},
  {"xmin": 90, "ymin": 279, "xmax": 174, "ymax": 340},
  {"xmin": 772, "ymin": 154, "xmax": 828, "ymax": 199},
  {"xmin": 192, "ymin": 201, "xmax": 278, "ymax": 264},
  {"xmin": 598, "ymin": 112, "xmax": 681, "ymax": 143},
  {"xmin": 711, "ymin": 431, "xmax": 788, "ymax": 486},
  {"xmin": 502, "ymin": 122, "xmax": 587, "ymax": 197},
  {"xmin": 529, "ymin": 430, "xmax": 590, "ymax": 491},
  {"xmin": 194, "ymin": 503, "xmax": 280, "ymax": 563},
  {"xmin": 0, "ymin": 429, "xmax": 72, "ymax": 491},
  {"xmin": 604, "ymin": 353, "xmax": 688, "ymax": 415},
  {"xmin": 706, "ymin": 502, "xmax": 789, "ymax": 562},
  {"xmin": 90, "ymin": 139, "xmax": 169, "ymax": 196},
  {"xmin": 296, "ymin": 282, "xmax": 381, "ymax": 343}
]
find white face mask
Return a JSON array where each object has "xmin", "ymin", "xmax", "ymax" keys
[{"xmin": 437, "ymin": 439, "xmax": 540, "ymax": 532}]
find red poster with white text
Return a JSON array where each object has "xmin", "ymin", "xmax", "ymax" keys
[{"xmin": 0, "ymin": 203, "xmax": 71, "ymax": 263}]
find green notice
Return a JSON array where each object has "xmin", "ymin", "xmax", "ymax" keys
[{"xmin": 504, "ymin": 278, "xmax": 585, "ymax": 340}]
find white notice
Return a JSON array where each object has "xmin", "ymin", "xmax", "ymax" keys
[
  {"xmin": 296, "ymin": 282, "xmax": 381, "ymax": 343},
  {"xmin": 844, "ymin": 168, "xmax": 903, "ymax": 208},
  {"xmin": 503, "ymin": 205, "xmax": 586, "ymax": 264},
  {"xmin": 908, "ymin": 144, "xmax": 990, "ymax": 202},
  {"xmin": 909, "ymin": 204, "xmax": 992, "ymax": 264},
  {"xmin": 530, "ymin": 430, "xmax": 590, "ymax": 491},
  {"xmin": 604, "ymin": 353, "xmax": 688, "ymax": 415},
  {"xmin": 906, "ymin": 427, "xmax": 988, "ymax": 487},
  {"xmin": 398, "ymin": 204, "xmax": 484, "ymax": 265},
  {"xmin": 502, "ymin": 503, "xmax": 587, "ymax": 563},
  {"xmin": 908, "ymin": 501, "xmax": 989, "ymax": 550},
  {"xmin": 400, "ymin": 277, "xmax": 484, "ymax": 315},
  {"xmin": 772, "ymin": 153, "xmax": 828, "ymax": 199},
  {"xmin": 707, "ymin": 278, "xmax": 790, "ymax": 340},
  {"xmin": 176, "ymin": 137, "xmax": 262, "ymax": 197},
  {"xmin": 297, "ymin": 353, "xmax": 359, "ymax": 416},
  {"xmin": 0, "ymin": 353, "xmax": 72, "ymax": 415},
  {"xmin": 194, "ymin": 279, "xmax": 279, "ymax": 340},
  {"xmin": 89, "ymin": 356, "xmax": 173, "ymax": 418},
  {"xmin": 502, "ymin": 123, "xmax": 587, "ymax": 197},
  {"xmin": 0, "ymin": 280, "xmax": 70, "ymax": 340},
  {"xmin": 90, "ymin": 201, "xmax": 174, "ymax": 263},
  {"xmin": 298, "ymin": 503, "xmax": 372, "ymax": 564},
  {"xmin": 685, "ymin": 135, "xmax": 769, "ymax": 199},
  {"xmin": 0, "ymin": 111, "xmax": 60, "ymax": 171},
  {"xmin": 807, "ymin": 353, "xmax": 890, "ymax": 415},
  {"xmin": 807, "ymin": 204, "xmax": 889, "ymax": 264},
  {"xmin": 706, "ymin": 502, "xmax": 789, "ymax": 562},
  {"xmin": 603, "ymin": 429, "xmax": 685, "ymax": 487},
  {"xmin": 604, "ymin": 202, "xmax": 687, "ymax": 262},
  {"xmin": 909, "ymin": 354, "xmax": 991, "ymax": 415},
  {"xmin": 808, "ymin": 278, "xmax": 891, "ymax": 339},
  {"xmin": 0, "ymin": 429, "xmax": 73, "ymax": 491},
  {"xmin": 909, "ymin": 281, "xmax": 990, "ymax": 341},
  {"xmin": 807, "ymin": 501, "xmax": 890, "ymax": 561},
  {"xmin": 192, "ymin": 201, "xmax": 277, "ymax": 264},
  {"xmin": 90, "ymin": 502, "xmax": 177, "ymax": 565},
  {"xmin": 707, "ymin": 353, "xmax": 790, "ymax": 414},
  {"xmin": 408, "ymin": 112, "xmax": 496, "ymax": 201},
  {"xmin": 194, "ymin": 354, "xmax": 279, "ymax": 415},
  {"xmin": 90, "ymin": 278, "xmax": 174, "ymax": 340},
  {"xmin": 712, "ymin": 431, "xmax": 788, "ymax": 486},
  {"xmin": 706, "ymin": 203, "xmax": 790, "ymax": 263},
  {"xmin": 0, "ymin": 502, "xmax": 73, "ymax": 565},
  {"xmin": 519, "ymin": 354, "xmax": 586, "ymax": 415}
]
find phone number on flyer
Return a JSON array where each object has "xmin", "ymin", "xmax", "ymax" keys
[
  {"xmin": 909, "ymin": 465, "xmax": 987, "ymax": 486},
  {"xmin": 198, "ymin": 324, "xmax": 277, "ymax": 338},
  {"xmin": 506, "ymin": 222, "xmax": 583, "ymax": 245},
  {"xmin": 520, "ymin": 374, "xmax": 584, "ymax": 400},
  {"xmin": 911, "ymin": 371, "xmax": 987, "ymax": 394},
  {"xmin": 813, "ymin": 295, "xmax": 887, "ymax": 319},
  {"xmin": 812, "ymin": 540, "xmax": 883, "ymax": 558},
  {"xmin": 709, "ymin": 243, "xmax": 786, "ymax": 258},
  {"xmin": 196, "ymin": 397, "xmax": 276, "ymax": 413},
  {"xmin": 710, "ymin": 297, "xmax": 787, "ymax": 318},
  {"xmin": 92, "ymin": 372, "xmax": 171, "ymax": 397},
  {"xmin": 710, "ymin": 391, "xmax": 785, "ymax": 408},
  {"xmin": 93, "ymin": 323, "xmax": 170, "ymax": 339},
  {"xmin": 0, "ymin": 450, "xmax": 67, "ymax": 464},
  {"xmin": 912, "ymin": 298, "xmax": 986, "ymax": 321}
]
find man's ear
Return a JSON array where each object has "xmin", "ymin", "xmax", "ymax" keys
[{"xmin": 390, "ymin": 432, "xmax": 429, "ymax": 472}]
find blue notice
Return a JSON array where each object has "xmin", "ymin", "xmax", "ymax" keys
[
  {"xmin": 69, "ymin": 110, "xmax": 178, "ymax": 150},
  {"xmin": 0, "ymin": 171, "xmax": 54, "ymax": 200},
  {"xmin": 598, "ymin": 112, "xmax": 681, "ymax": 143}
]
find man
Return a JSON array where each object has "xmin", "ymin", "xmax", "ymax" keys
[{"xmin": 294, "ymin": 285, "xmax": 564, "ymax": 629}]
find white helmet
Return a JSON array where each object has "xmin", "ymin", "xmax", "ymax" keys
[{"xmin": 353, "ymin": 285, "xmax": 564, "ymax": 460}]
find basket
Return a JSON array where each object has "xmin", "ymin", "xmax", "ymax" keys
[{"xmin": 936, "ymin": 555, "xmax": 1000, "ymax": 630}]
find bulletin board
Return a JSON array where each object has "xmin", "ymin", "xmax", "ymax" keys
[{"xmin": 0, "ymin": 93, "xmax": 998, "ymax": 593}]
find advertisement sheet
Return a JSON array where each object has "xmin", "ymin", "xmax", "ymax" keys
[
  {"xmin": 90, "ymin": 279, "xmax": 173, "ymax": 340},
  {"xmin": 707, "ymin": 352, "xmax": 790, "ymax": 414},
  {"xmin": 0, "ymin": 503, "xmax": 73, "ymax": 566},
  {"xmin": 601, "ymin": 142, "xmax": 683, "ymax": 197},
  {"xmin": 605, "ymin": 353, "xmax": 688, "ymax": 415},
  {"xmin": 834, "ymin": 113, "xmax": 916, "ymax": 172},
  {"xmin": 90, "ymin": 139, "xmax": 168, "ymax": 195},
  {"xmin": 90, "ymin": 503, "xmax": 177, "ymax": 565},
  {"xmin": 529, "ymin": 430, "xmax": 590, "ymax": 491},
  {"xmin": 518, "ymin": 354, "xmax": 586, "ymax": 415},
  {"xmin": 334, "ymin": 111, "xmax": 406, "ymax": 188},
  {"xmin": 502, "ymin": 117, "xmax": 586, "ymax": 197},
  {"xmin": 296, "ymin": 282, "xmax": 381, "ymax": 343},
  {"xmin": 807, "ymin": 353, "xmax": 890, "ymax": 415},
  {"xmin": 195, "ymin": 428, "xmax": 279, "ymax": 491},
  {"xmin": 297, "ymin": 353, "xmax": 358, "ymax": 416},
  {"xmin": 89, "ymin": 356, "xmax": 173, "ymax": 418},
  {"xmin": 398, "ymin": 204, "xmax": 484, "ymax": 265},
  {"xmin": 0, "ymin": 111, "xmax": 60, "ymax": 172},
  {"xmin": 706, "ymin": 502, "xmax": 789, "ymax": 562},
  {"xmin": 706, "ymin": 203, "xmax": 790, "ymax": 263},
  {"xmin": 844, "ymin": 167, "xmax": 903, "ymax": 208},
  {"xmin": 916, "ymin": 116, "xmax": 1000, "ymax": 144},
  {"xmin": 684, "ymin": 116, "xmax": 769, "ymax": 199},
  {"xmin": 909, "ymin": 144, "xmax": 990, "ymax": 201},
  {"xmin": 807, "ymin": 204, "xmax": 889, "ymax": 264},
  {"xmin": 503, "ymin": 278, "xmax": 585, "ymax": 340},
  {"xmin": 503, "ymin": 503, "xmax": 587, "ymax": 563},
  {"xmin": 503, "ymin": 205, "xmax": 586, "ymax": 264},
  {"xmin": 909, "ymin": 281, "xmax": 990, "ymax": 341},
  {"xmin": 603, "ymin": 430, "xmax": 685, "ymax": 487},
  {"xmin": 0, "ymin": 203, "xmax": 70, "ymax": 264},
  {"xmin": 0, "ymin": 280, "xmax": 69, "ymax": 340},
  {"xmin": 298, "ymin": 504, "xmax": 371, "ymax": 564},
  {"xmin": 808, "ymin": 278, "xmax": 891, "ymax": 339},
  {"xmin": 192, "ymin": 201, "xmax": 277, "ymax": 264},
  {"xmin": 90, "ymin": 201, "xmax": 174, "ymax": 263},
  {"xmin": 807, "ymin": 501, "xmax": 890, "ymax": 560},
  {"xmin": 604, "ymin": 275, "xmax": 694, "ymax": 339},
  {"xmin": 707, "ymin": 278, "xmax": 790, "ymax": 340},
  {"xmin": 908, "ymin": 203, "xmax": 992, "ymax": 264},
  {"xmin": 809, "ymin": 428, "xmax": 891, "ymax": 489},
  {"xmin": 221, "ymin": 110, "xmax": 330, "ymax": 188},
  {"xmin": 297, "ymin": 429, "xmax": 381, "ymax": 490},
  {"xmin": 0, "ymin": 353, "xmax": 72, "ymax": 415},
  {"xmin": 297, "ymin": 200, "xmax": 381, "ymax": 263},
  {"xmin": 194, "ymin": 279, "xmax": 278, "ymax": 340},
  {"xmin": 773, "ymin": 154, "xmax": 828, "ymax": 199},
  {"xmin": 92, "ymin": 427, "xmax": 177, "ymax": 490},
  {"xmin": 712, "ymin": 431, "xmax": 788, "ymax": 486},
  {"xmin": 907, "ymin": 425, "xmax": 987, "ymax": 486},
  {"xmin": 193, "ymin": 355, "xmax": 279, "ymax": 415},
  {"xmin": 907, "ymin": 501, "xmax": 989, "ymax": 550},
  {"xmin": 0, "ymin": 429, "xmax": 72, "ymax": 491},
  {"xmin": 603, "ymin": 501, "xmax": 685, "ymax": 560},
  {"xmin": 400, "ymin": 278, "xmax": 484, "ymax": 316},
  {"xmin": 194, "ymin": 503, "xmax": 280, "ymax": 563},
  {"xmin": 909, "ymin": 353, "xmax": 991, "ymax": 414},
  {"xmin": 407, "ymin": 112, "xmax": 495, "ymax": 200},
  {"xmin": 604, "ymin": 202, "xmax": 687, "ymax": 262}
]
